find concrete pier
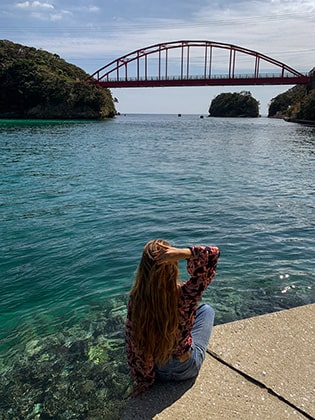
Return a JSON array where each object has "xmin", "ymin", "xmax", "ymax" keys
[{"xmin": 123, "ymin": 304, "xmax": 314, "ymax": 419}]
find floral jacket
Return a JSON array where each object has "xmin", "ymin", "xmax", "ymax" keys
[{"xmin": 125, "ymin": 245, "xmax": 220, "ymax": 390}]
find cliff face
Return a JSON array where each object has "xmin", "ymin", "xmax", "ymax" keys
[
  {"xmin": 208, "ymin": 91, "xmax": 259, "ymax": 117},
  {"xmin": 0, "ymin": 40, "xmax": 116, "ymax": 119},
  {"xmin": 268, "ymin": 68, "xmax": 315, "ymax": 122}
]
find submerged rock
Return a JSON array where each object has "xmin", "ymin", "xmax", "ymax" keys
[{"xmin": 0, "ymin": 295, "xmax": 132, "ymax": 419}]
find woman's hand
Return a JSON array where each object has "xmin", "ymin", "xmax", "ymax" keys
[{"xmin": 153, "ymin": 243, "xmax": 191, "ymax": 265}]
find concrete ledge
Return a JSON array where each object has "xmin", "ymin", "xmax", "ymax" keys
[
  {"xmin": 123, "ymin": 304, "xmax": 314, "ymax": 419},
  {"xmin": 209, "ymin": 303, "xmax": 314, "ymax": 418}
]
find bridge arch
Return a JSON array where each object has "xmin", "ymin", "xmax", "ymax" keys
[{"xmin": 88, "ymin": 40, "xmax": 310, "ymax": 88}]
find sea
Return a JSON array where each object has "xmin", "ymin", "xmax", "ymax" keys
[{"xmin": 0, "ymin": 114, "xmax": 314, "ymax": 418}]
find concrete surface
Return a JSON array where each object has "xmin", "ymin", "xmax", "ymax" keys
[{"xmin": 122, "ymin": 304, "xmax": 315, "ymax": 419}]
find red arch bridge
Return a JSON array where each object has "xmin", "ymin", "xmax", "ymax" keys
[{"xmin": 87, "ymin": 40, "xmax": 311, "ymax": 88}]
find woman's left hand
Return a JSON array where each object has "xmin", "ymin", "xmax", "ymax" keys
[{"xmin": 153, "ymin": 244, "xmax": 191, "ymax": 265}]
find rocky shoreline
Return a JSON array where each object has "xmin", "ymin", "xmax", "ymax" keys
[{"xmin": 284, "ymin": 118, "xmax": 315, "ymax": 126}]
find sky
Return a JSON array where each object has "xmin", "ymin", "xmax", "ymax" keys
[{"xmin": 1, "ymin": 0, "xmax": 314, "ymax": 115}]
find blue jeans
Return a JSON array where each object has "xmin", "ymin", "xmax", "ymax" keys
[{"xmin": 155, "ymin": 304, "xmax": 215, "ymax": 381}]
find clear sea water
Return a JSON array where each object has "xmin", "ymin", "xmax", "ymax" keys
[{"xmin": 1, "ymin": 114, "xmax": 314, "ymax": 360}]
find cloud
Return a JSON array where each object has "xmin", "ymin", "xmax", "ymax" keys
[
  {"xmin": 15, "ymin": 1, "xmax": 54, "ymax": 9},
  {"xmin": 196, "ymin": 0, "xmax": 315, "ymax": 18},
  {"xmin": 49, "ymin": 13, "xmax": 63, "ymax": 21},
  {"xmin": 13, "ymin": 0, "xmax": 75, "ymax": 22},
  {"xmin": 12, "ymin": 1, "xmax": 101, "ymax": 23},
  {"xmin": 33, "ymin": 1, "xmax": 54, "ymax": 9},
  {"xmin": 15, "ymin": 1, "xmax": 29, "ymax": 8},
  {"xmin": 89, "ymin": 6, "xmax": 100, "ymax": 13}
]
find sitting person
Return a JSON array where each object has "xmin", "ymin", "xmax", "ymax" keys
[{"xmin": 125, "ymin": 239, "xmax": 220, "ymax": 396}]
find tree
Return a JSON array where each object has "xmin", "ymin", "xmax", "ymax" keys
[
  {"xmin": 268, "ymin": 85, "xmax": 306, "ymax": 118},
  {"xmin": 297, "ymin": 90, "xmax": 315, "ymax": 120}
]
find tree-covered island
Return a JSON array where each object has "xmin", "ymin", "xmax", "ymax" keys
[
  {"xmin": 0, "ymin": 40, "xmax": 116, "ymax": 119},
  {"xmin": 208, "ymin": 91, "xmax": 259, "ymax": 117}
]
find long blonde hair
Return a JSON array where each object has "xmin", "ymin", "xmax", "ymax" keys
[{"xmin": 130, "ymin": 239, "xmax": 180, "ymax": 364}]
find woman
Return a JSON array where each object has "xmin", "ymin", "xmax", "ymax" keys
[{"xmin": 125, "ymin": 239, "xmax": 220, "ymax": 396}]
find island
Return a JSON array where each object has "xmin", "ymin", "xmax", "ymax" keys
[
  {"xmin": 0, "ymin": 40, "xmax": 116, "ymax": 119},
  {"xmin": 208, "ymin": 91, "xmax": 259, "ymax": 117}
]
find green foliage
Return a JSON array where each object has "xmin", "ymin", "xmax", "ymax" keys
[
  {"xmin": 209, "ymin": 91, "xmax": 259, "ymax": 117},
  {"xmin": 268, "ymin": 85, "xmax": 306, "ymax": 118},
  {"xmin": 0, "ymin": 40, "xmax": 116, "ymax": 119},
  {"xmin": 268, "ymin": 67, "xmax": 315, "ymax": 122},
  {"xmin": 297, "ymin": 90, "xmax": 315, "ymax": 120}
]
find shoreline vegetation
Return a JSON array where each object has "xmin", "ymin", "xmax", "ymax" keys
[{"xmin": 268, "ymin": 68, "xmax": 315, "ymax": 125}]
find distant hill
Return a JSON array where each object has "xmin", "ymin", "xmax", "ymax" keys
[
  {"xmin": 0, "ymin": 40, "xmax": 116, "ymax": 119},
  {"xmin": 268, "ymin": 68, "xmax": 315, "ymax": 123},
  {"xmin": 208, "ymin": 91, "xmax": 259, "ymax": 117}
]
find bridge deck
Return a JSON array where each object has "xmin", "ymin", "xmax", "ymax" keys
[{"xmin": 94, "ymin": 75, "xmax": 311, "ymax": 88}]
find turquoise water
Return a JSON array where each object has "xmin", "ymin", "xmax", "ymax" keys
[
  {"xmin": 1, "ymin": 115, "xmax": 315, "ymax": 352},
  {"xmin": 0, "ymin": 115, "xmax": 314, "ymax": 417}
]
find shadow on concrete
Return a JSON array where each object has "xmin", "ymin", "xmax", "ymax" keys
[{"xmin": 122, "ymin": 378, "xmax": 196, "ymax": 419}]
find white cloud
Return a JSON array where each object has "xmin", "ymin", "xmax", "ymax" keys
[
  {"xmin": 15, "ymin": 1, "xmax": 54, "ymax": 9},
  {"xmin": 50, "ymin": 13, "xmax": 63, "ymax": 21},
  {"xmin": 32, "ymin": 1, "xmax": 54, "ymax": 9},
  {"xmin": 89, "ymin": 6, "xmax": 100, "ymax": 13},
  {"xmin": 13, "ymin": 0, "xmax": 75, "ymax": 22},
  {"xmin": 197, "ymin": 0, "xmax": 315, "ymax": 19},
  {"xmin": 15, "ymin": 1, "xmax": 31, "ymax": 8}
]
